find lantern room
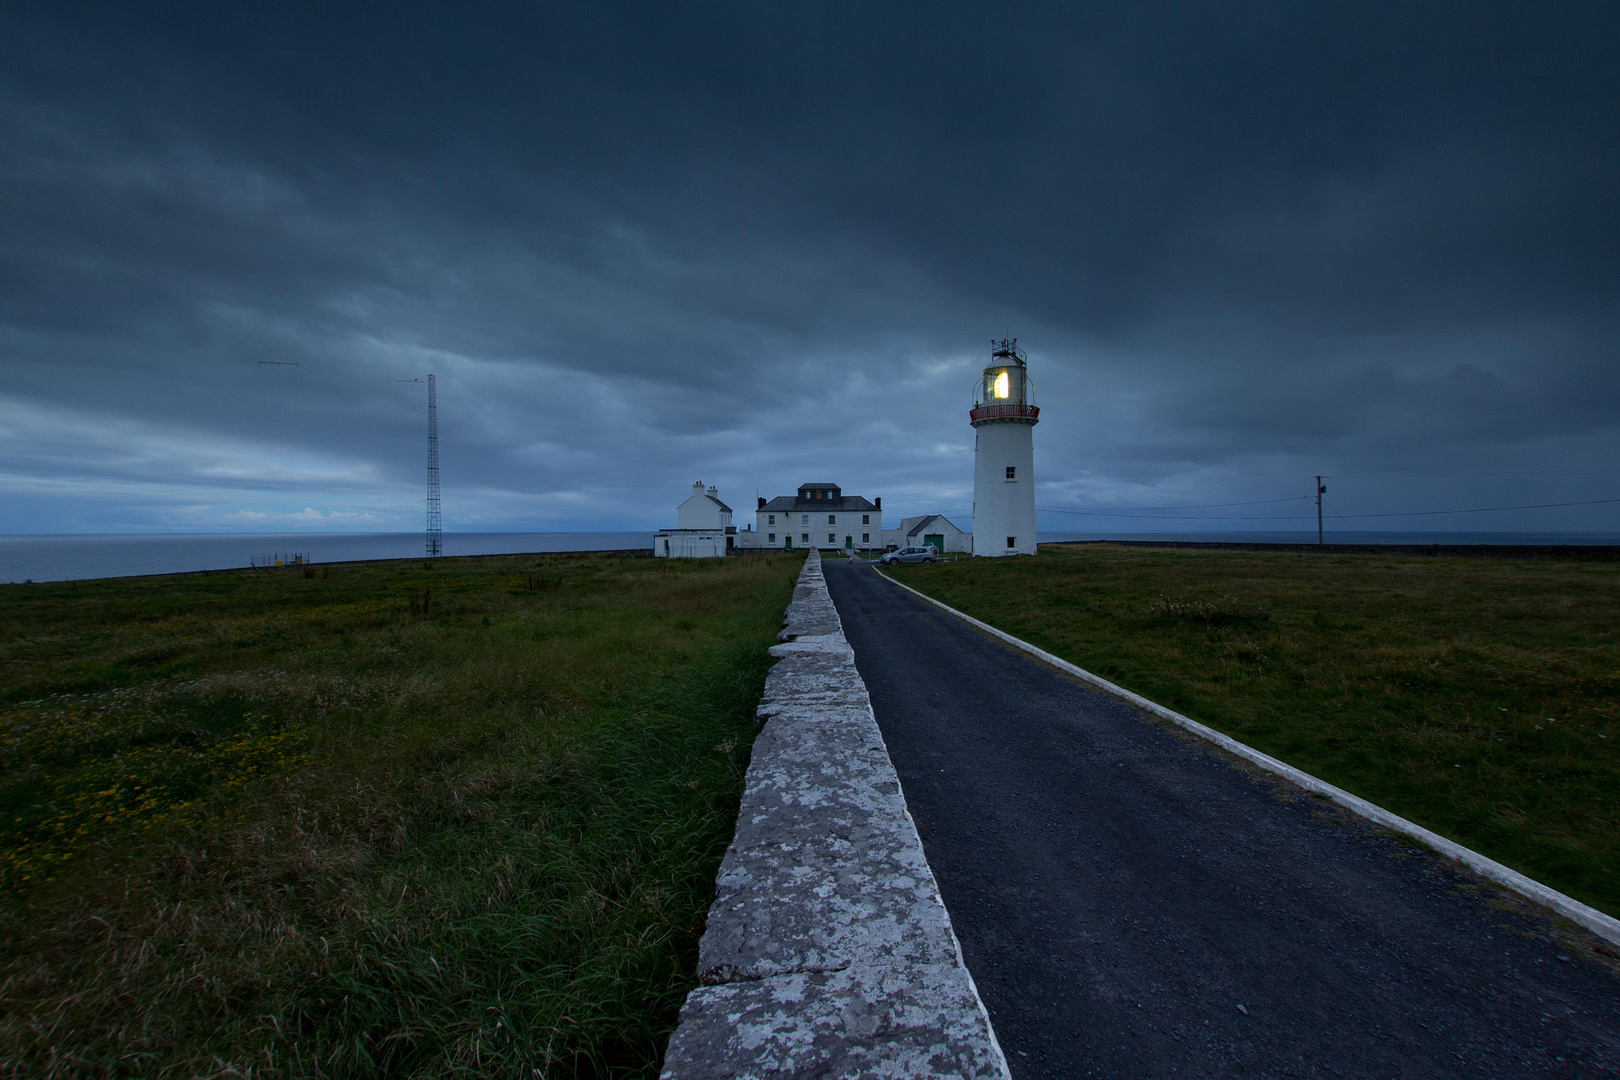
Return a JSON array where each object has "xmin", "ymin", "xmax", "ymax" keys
[{"xmin": 971, "ymin": 339, "xmax": 1040, "ymax": 424}]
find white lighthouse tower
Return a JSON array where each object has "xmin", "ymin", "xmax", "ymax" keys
[{"xmin": 971, "ymin": 339, "xmax": 1039, "ymax": 556}]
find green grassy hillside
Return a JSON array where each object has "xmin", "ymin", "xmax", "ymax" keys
[
  {"xmin": 888, "ymin": 544, "xmax": 1620, "ymax": 920},
  {"xmin": 0, "ymin": 551, "xmax": 800, "ymax": 1077}
]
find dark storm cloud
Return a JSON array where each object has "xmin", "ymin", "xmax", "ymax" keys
[{"xmin": 1, "ymin": 2, "xmax": 1617, "ymax": 534}]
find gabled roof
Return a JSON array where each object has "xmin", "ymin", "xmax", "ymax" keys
[
  {"xmin": 906, "ymin": 514, "xmax": 963, "ymax": 537},
  {"xmin": 760, "ymin": 495, "xmax": 876, "ymax": 513},
  {"xmin": 680, "ymin": 491, "xmax": 732, "ymax": 513}
]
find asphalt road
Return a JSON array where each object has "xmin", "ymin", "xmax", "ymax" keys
[{"xmin": 823, "ymin": 559, "xmax": 1620, "ymax": 1079}]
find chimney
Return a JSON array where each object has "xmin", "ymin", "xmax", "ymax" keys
[
  {"xmin": 874, "ymin": 497, "xmax": 881, "ymax": 510},
  {"xmin": 758, "ymin": 497, "xmax": 766, "ymax": 509},
  {"xmin": 693, "ymin": 481, "xmax": 705, "ymax": 495},
  {"xmin": 708, "ymin": 486, "xmax": 718, "ymax": 498}
]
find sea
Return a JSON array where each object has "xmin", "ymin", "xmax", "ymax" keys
[
  {"xmin": 0, "ymin": 532, "xmax": 654, "ymax": 583},
  {"xmin": 2, "ymin": 529, "xmax": 1615, "ymax": 584}
]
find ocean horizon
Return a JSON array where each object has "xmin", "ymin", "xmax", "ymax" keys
[
  {"xmin": 0, "ymin": 531, "xmax": 655, "ymax": 583},
  {"xmin": 3, "ymin": 528, "xmax": 1618, "ymax": 584}
]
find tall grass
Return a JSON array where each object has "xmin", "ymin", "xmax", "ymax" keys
[
  {"xmin": 889, "ymin": 545, "xmax": 1620, "ymax": 919},
  {"xmin": 0, "ymin": 552, "xmax": 799, "ymax": 1077}
]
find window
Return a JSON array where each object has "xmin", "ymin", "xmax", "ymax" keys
[
  {"xmin": 768, "ymin": 514, "xmax": 775, "ymax": 525},
  {"xmin": 768, "ymin": 533, "xmax": 775, "ymax": 543},
  {"xmin": 801, "ymin": 514, "xmax": 809, "ymax": 526},
  {"xmin": 828, "ymin": 533, "xmax": 836, "ymax": 544},
  {"xmin": 1006, "ymin": 536, "xmax": 1016, "ymax": 549},
  {"xmin": 862, "ymin": 533, "xmax": 870, "ymax": 543},
  {"xmin": 1006, "ymin": 466, "xmax": 1016, "ymax": 480},
  {"xmin": 862, "ymin": 514, "xmax": 870, "ymax": 525},
  {"xmin": 801, "ymin": 533, "xmax": 809, "ymax": 544},
  {"xmin": 828, "ymin": 514, "xmax": 836, "ymax": 525}
]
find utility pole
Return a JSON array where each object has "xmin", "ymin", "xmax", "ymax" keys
[
  {"xmin": 1316, "ymin": 475, "xmax": 1326, "ymax": 545},
  {"xmin": 427, "ymin": 374, "xmax": 442, "ymax": 557}
]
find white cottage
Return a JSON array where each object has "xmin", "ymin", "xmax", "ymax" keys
[
  {"xmin": 653, "ymin": 482, "xmax": 736, "ymax": 558},
  {"xmin": 880, "ymin": 514, "xmax": 972, "ymax": 554}
]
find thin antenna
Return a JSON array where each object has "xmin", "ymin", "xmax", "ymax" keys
[
  {"xmin": 427, "ymin": 374, "xmax": 442, "ymax": 557},
  {"xmin": 990, "ymin": 338, "xmax": 1026, "ymax": 366}
]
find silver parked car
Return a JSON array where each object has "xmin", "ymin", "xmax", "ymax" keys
[{"xmin": 878, "ymin": 544, "xmax": 937, "ymax": 565}]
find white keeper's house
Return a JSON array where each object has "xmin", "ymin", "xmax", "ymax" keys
[
  {"xmin": 653, "ymin": 482, "xmax": 736, "ymax": 558},
  {"xmin": 756, "ymin": 482, "xmax": 882, "ymax": 553}
]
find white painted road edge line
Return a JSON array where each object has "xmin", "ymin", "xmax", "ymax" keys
[{"xmin": 875, "ymin": 566, "xmax": 1620, "ymax": 949}]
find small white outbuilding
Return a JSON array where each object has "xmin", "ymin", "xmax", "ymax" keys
[
  {"xmin": 881, "ymin": 514, "xmax": 972, "ymax": 554},
  {"xmin": 653, "ymin": 482, "xmax": 736, "ymax": 558}
]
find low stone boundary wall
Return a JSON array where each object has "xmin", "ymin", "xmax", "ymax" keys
[
  {"xmin": 661, "ymin": 551, "xmax": 1010, "ymax": 1079},
  {"xmin": 1048, "ymin": 539, "xmax": 1620, "ymax": 561}
]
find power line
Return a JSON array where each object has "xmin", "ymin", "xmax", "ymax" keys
[
  {"xmin": 1036, "ymin": 496, "xmax": 1306, "ymax": 513},
  {"xmin": 1328, "ymin": 496, "xmax": 1620, "ymax": 519},
  {"xmin": 1033, "ymin": 501, "xmax": 1313, "ymax": 521},
  {"xmin": 1324, "ymin": 468, "xmax": 1620, "ymax": 479},
  {"xmin": 1025, "ymin": 496, "xmax": 1619, "ymax": 522}
]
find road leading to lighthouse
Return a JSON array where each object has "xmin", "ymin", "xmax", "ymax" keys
[{"xmin": 822, "ymin": 558, "xmax": 1620, "ymax": 1079}]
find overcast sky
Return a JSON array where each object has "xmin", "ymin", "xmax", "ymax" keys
[{"xmin": 3, "ymin": 2, "xmax": 1617, "ymax": 537}]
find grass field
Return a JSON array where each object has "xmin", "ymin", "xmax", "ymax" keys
[
  {"xmin": 886, "ymin": 544, "xmax": 1620, "ymax": 920},
  {"xmin": 0, "ymin": 550, "xmax": 800, "ymax": 1078}
]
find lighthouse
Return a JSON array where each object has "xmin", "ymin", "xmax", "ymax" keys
[{"xmin": 971, "ymin": 339, "xmax": 1039, "ymax": 556}]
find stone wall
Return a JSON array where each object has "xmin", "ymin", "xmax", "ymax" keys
[{"xmin": 661, "ymin": 550, "xmax": 1010, "ymax": 1079}]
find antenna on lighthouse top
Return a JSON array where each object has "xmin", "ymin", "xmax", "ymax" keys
[{"xmin": 991, "ymin": 338, "xmax": 1026, "ymax": 366}]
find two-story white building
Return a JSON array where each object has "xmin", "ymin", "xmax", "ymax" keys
[
  {"xmin": 755, "ymin": 482, "xmax": 882, "ymax": 553},
  {"xmin": 653, "ymin": 482, "xmax": 736, "ymax": 558}
]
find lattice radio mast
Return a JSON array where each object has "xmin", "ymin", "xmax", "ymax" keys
[{"xmin": 426, "ymin": 373, "xmax": 442, "ymax": 557}]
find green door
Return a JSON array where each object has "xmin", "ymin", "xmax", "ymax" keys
[
  {"xmin": 844, "ymin": 535, "xmax": 853, "ymax": 550},
  {"xmin": 784, "ymin": 535, "xmax": 792, "ymax": 551},
  {"xmin": 924, "ymin": 534, "xmax": 945, "ymax": 556}
]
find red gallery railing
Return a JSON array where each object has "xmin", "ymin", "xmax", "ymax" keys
[{"xmin": 969, "ymin": 402, "xmax": 1040, "ymax": 423}]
